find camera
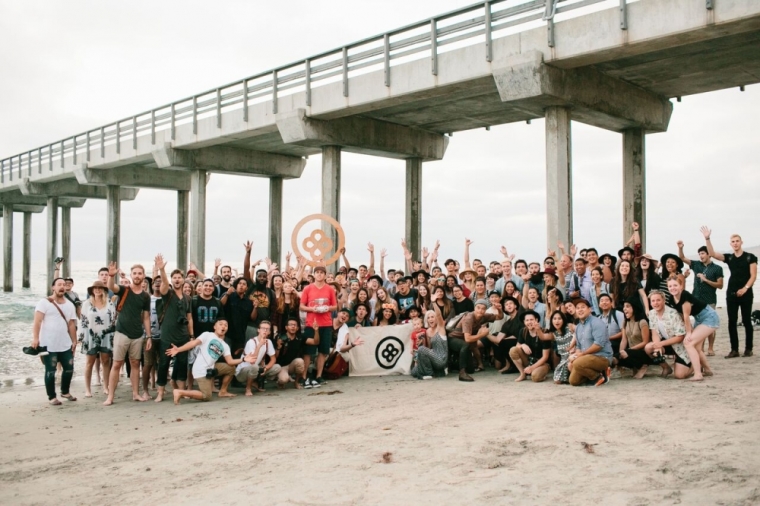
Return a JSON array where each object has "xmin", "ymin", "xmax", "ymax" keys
[
  {"xmin": 205, "ymin": 368, "xmax": 218, "ymax": 379},
  {"xmin": 651, "ymin": 350, "xmax": 665, "ymax": 364},
  {"xmin": 177, "ymin": 316, "xmax": 188, "ymax": 325}
]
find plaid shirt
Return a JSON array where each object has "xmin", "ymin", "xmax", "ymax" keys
[{"xmin": 690, "ymin": 261, "xmax": 723, "ymax": 305}]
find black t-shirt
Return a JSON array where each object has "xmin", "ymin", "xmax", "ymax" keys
[
  {"xmin": 115, "ymin": 288, "xmax": 151, "ymax": 339},
  {"xmin": 192, "ymin": 296, "xmax": 223, "ymax": 337},
  {"xmin": 394, "ymin": 288, "xmax": 419, "ymax": 318},
  {"xmin": 452, "ymin": 297, "xmax": 474, "ymax": 316},
  {"xmin": 724, "ymin": 251, "xmax": 758, "ymax": 293},
  {"xmin": 246, "ymin": 284, "xmax": 275, "ymax": 326},
  {"xmin": 669, "ymin": 290, "xmax": 707, "ymax": 317},
  {"xmin": 499, "ymin": 314, "xmax": 524, "ymax": 339},
  {"xmin": 517, "ymin": 328, "xmax": 551, "ymax": 363},
  {"xmin": 276, "ymin": 333, "xmax": 307, "ymax": 366},
  {"xmin": 224, "ymin": 292, "xmax": 253, "ymax": 344},
  {"xmin": 159, "ymin": 291, "xmax": 192, "ymax": 345}
]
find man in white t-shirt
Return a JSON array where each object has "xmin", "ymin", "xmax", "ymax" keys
[
  {"xmin": 31, "ymin": 278, "xmax": 78, "ymax": 405},
  {"xmin": 235, "ymin": 321, "xmax": 281, "ymax": 395},
  {"xmin": 165, "ymin": 318, "xmax": 254, "ymax": 404}
]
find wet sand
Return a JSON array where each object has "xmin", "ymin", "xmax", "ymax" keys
[{"xmin": 1, "ymin": 307, "xmax": 759, "ymax": 505}]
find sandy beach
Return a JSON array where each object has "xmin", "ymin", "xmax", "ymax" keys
[{"xmin": 2, "ymin": 307, "xmax": 759, "ymax": 506}]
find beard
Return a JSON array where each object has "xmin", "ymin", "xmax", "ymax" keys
[{"xmin": 222, "ymin": 275, "xmax": 231, "ymax": 282}]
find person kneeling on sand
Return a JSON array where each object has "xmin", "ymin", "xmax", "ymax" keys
[
  {"xmin": 166, "ymin": 318, "xmax": 254, "ymax": 404},
  {"xmin": 235, "ymin": 321, "xmax": 281, "ymax": 396},
  {"xmin": 567, "ymin": 298, "xmax": 613, "ymax": 387},
  {"xmin": 508, "ymin": 309, "xmax": 551, "ymax": 383}
]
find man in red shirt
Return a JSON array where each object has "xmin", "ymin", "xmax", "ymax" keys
[{"xmin": 299, "ymin": 265, "xmax": 338, "ymax": 387}]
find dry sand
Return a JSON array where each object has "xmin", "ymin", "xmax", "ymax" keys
[{"xmin": 2, "ymin": 307, "xmax": 760, "ymax": 506}]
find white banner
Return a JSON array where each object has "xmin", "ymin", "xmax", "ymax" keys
[{"xmin": 347, "ymin": 323, "xmax": 413, "ymax": 377}]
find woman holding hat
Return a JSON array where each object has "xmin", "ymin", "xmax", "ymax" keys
[{"xmin": 78, "ymin": 280, "xmax": 116, "ymax": 398}]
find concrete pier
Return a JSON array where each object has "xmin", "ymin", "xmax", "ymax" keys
[
  {"xmin": 189, "ymin": 170, "xmax": 206, "ymax": 273},
  {"xmin": 3, "ymin": 204, "xmax": 12, "ymax": 292},
  {"xmin": 177, "ymin": 190, "xmax": 189, "ymax": 272},
  {"xmin": 321, "ymin": 146, "xmax": 341, "ymax": 269},
  {"xmin": 106, "ymin": 186, "xmax": 120, "ymax": 266},
  {"xmin": 269, "ymin": 177, "xmax": 283, "ymax": 264},
  {"xmin": 22, "ymin": 211, "xmax": 31, "ymax": 288},
  {"xmin": 623, "ymin": 128, "xmax": 646, "ymax": 251},
  {"xmin": 405, "ymin": 158, "xmax": 422, "ymax": 261},
  {"xmin": 545, "ymin": 106, "xmax": 573, "ymax": 250},
  {"xmin": 46, "ymin": 197, "xmax": 58, "ymax": 289},
  {"xmin": 61, "ymin": 206, "xmax": 71, "ymax": 278}
]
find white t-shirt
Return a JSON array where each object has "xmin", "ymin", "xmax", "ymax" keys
[
  {"xmin": 191, "ymin": 332, "xmax": 231, "ymax": 379},
  {"xmin": 235, "ymin": 337, "xmax": 275, "ymax": 375},
  {"xmin": 35, "ymin": 298, "xmax": 77, "ymax": 352}
]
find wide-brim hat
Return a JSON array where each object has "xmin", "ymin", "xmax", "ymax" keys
[
  {"xmin": 618, "ymin": 246, "xmax": 635, "ymax": 259},
  {"xmin": 540, "ymin": 266, "xmax": 558, "ymax": 280},
  {"xmin": 501, "ymin": 295, "xmax": 520, "ymax": 307},
  {"xmin": 87, "ymin": 280, "xmax": 108, "ymax": 297},
  {"xmin": 519, "ymin": 309, "xmax": 541, "ymax": 323},
  {"xmin": 635, "ymin": 253, "xmax": 659, "ymax": 266},
  {"xmin": 660, "ymin": 253, "xmax": 684, "ymax": 271},
  {"xmin": 458, "ymin": 268, "xmax": 476, "ymax": 281},
  {"xmin": 411, "ymin": 270, "xmax": 430, "ymax": 280},
  {"xmin": 599, "ymin": 253, "xmax": 615, "ymax": 265}
]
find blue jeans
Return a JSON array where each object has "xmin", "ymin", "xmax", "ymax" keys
[{"xmin": 42, "ymin": 349, "xmax": 74, "ymax": 400}]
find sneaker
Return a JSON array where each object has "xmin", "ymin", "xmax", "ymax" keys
[
  {"xmin": 422, "ymin": 376, "xmax": 433, "ymax": 380},
  {"xmin": 300, "ymin": 378, "xmax": 310, "ymax": 389},
  {"xmin": 310, "ymin": 378, "xmax": 321, "ymax": 388},
  {"xmin": 314, "ymin": 377, "xmax": 327, "ymax": 387},
  {"xmin": 23, "ymin": 346, "xmax": 48, "ymax": 357},
  {"xmin": 595, "ymin": 367, "xmax": 611, "ymax": 387},
  {"xmin": 725, "ymin": 350, "xmax": 740, "ymax": 359},
  {"xmin": 743, "ymin": 350, "xmax": 753, "ymax": 357}
]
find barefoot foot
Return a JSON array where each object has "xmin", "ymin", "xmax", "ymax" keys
[
  {"xmin": 173, "ymin": 390, "xmax": 181, "ymax": 405},
  {"xmin": 245, "ymin": 390, "xmax": 253, "ymax": 397},
  {"xmin": 218, "ymin": 392, "xmax": 237, "ymax": 398},
  {"xmin": 515, "ymin": 374, "xmax": 526, "ymax": 382}
]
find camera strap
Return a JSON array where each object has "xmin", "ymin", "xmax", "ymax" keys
[
  {"xmin": 116, "ymin": 287, "xmax": 130, "ymax": 314},
  {"xmin": 47, "ymin": 297, "xmax": 70, "ymax": 325}
]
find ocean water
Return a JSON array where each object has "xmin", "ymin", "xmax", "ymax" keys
[{"xmin": 1, "ymin": 260, "xmax": 753, "ymax": 384}]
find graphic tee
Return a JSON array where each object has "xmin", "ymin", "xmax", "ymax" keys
[{"xmin": 192, "ymin": 332, "xmax": 231, "ymax": 378}]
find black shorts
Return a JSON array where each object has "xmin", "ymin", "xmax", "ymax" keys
[
  {"xmin": 304, "ymin": 326, "xmax": 332, "ymax": 355},
  {"xmin": 664, "ymin": 345, "xmax": 689, "ymax": 367}
]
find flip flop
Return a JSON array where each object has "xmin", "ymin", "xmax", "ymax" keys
[
  {"xmin": 61, "ymin": 394, "xmax": 77, "ymax": 402},
  {"xmin": 707, "ymin": 351, "xmax": 715, "ymax": 356}
]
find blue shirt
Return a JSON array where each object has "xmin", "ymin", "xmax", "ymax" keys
[{"xmin": 575, "ymin": 315, "xmax": 613, "ymax": 362}]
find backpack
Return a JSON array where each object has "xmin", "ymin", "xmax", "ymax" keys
[{"xmin": 323, "ymin": 351, "xmax": 349, "ymax": 380}]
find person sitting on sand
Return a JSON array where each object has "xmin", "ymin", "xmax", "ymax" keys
[
  {"xmin": 410, "ymin": 293, "xmax": 448, "ymax": 379},
  {"xmin": 567, "ymin": 298, "xmax": 612, "ymax": 387},
  {"xmin": 235, "ymin": 321, "xmax": 281, "ymax": 395},
  {"xmin": 508, "ymin": 309, "xmax": 551, "ymax": 383},
  {"xmin": 166, "ymin": 318, "xmax": 254, "ymax": 404},
  {"xmin": 617, "ymin": 301, "xmax": 652, "ymax": 379},
  {"xmin": 666, "ymin": 277, "xmax": 717, "ymax": 381},
  {"xmin": 546, "ymin": 310, "xmax": 575, "ymax": 384},
  {"xmin": 645, "ymin": 290, "xmax": 690, "ymax": 379}
]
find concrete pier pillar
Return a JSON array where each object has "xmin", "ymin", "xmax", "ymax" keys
[
  {"xmin": 177, "ymin": 190, "xmax": 189, "ymax": 272},
  {"xmin": 47, "ymin": 197, "xmax": 59, "ymax": 289},
  {"xmin": 545, "ymin": 106, "xmax": 573, "ymax": 250},
  {"xmin": 22, "ymin": 212, "xmax": 31, "ymax": 288},
  {"xmin": 405, "ymin": 158, "xmax": 422, "ymax": 261},
  {"xmin": 189, "ymin": 169, "xmax": 207, "ymax": 273},
  {"xmin": 269, "ymin": 177, "xmax": 283, "ymax": 265},
  {"xmin": 623, "ymin": 128, "xmax": 646, "ymax": 252},
  {"xmin": 321, "ymin": 146, "xmax": 341, "ymax": 271},
  {"xmin": 61, "ymin": 206, "xmax": 71, "ymax": 278},
  {"xmin": 106, "ymin": 185, "xmax": 120, "ymax": 266},
  {"xmin": 2, "ymin": 205, "xmax": 12, "ymax": 292}
]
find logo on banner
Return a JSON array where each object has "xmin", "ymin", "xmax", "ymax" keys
[{"xmin": 375, "ymin": 336, "xmax": 404, "ymax": 370}]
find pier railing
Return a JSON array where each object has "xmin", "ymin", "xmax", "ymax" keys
[{"xmin": 0, "ymin": 0, "xmax": 632, "ymax": 183}]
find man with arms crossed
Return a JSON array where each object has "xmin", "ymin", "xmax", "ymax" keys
[{"xmin": 105, "ymin": 262, "xmax": 152, "ymax": 405}]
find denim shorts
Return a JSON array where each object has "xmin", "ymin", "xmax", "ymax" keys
[{"xmin": 694, "ymin": 306, "xmax": 720, "ymax": 329}]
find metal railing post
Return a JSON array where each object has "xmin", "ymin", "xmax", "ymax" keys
[
  {"xmin": 273, "ymin": 70, "xmax": 279, "ymax": 114},
  {"xmin": 100, "ymin": 127, "xmax": 105, "ymax": 158},
  {"xmin": 620, "ymin": 0, "xmax": 628, "ymax": 30},
  {"xmin": 171, "ymin": 103, "xmax": 176, "ymax": 140},
  {"xmin": 18, "ymin": 154, "xmax": 22, "ymax": 177},
  {"xmin": 28, "ymin": 151, "xmax": 32, "ymax": 175},
  {"xmin": 7, "ymin": 158, "xmax": 11, "ymax": 181},
  {"xmin": 431, "ymin": 19, "xmax": 438, "ymax": 76},
  {"xmin": 151, "ymin": 110, "xmax": 156, "ymax": 144},
  {"xmin": 192, "ymin": 96, "xmax": 198, "ymax": 135},
  {"xmin": 485, "ymin": 2, "xmax": 493, "ymax": 62},
  {"xmin": 0, "ymin": 160, "xmax": 4, "ymax": 183},
  {"xmin": 243, "ymin": 80, "xmax": 249, "ymax": 121},
  {"xmin": 72, "ymin": 138, "xmax": 77, "ymax": 165},
  {"xmin": 38, "ymin": 148, "xmax": 42, "ymax": 173},
  {"xmin": 116, "ymin": 122, "xmax": 121, "ymax": 154},
  {"xmin": 384, "ymin": 34, "xmax": 391, "ymax": 87},
  {"xmin": 342, "ymin": 48, "xmax": 349, "ymax": 97},
  {"xmin": 216, "ymin": 89, "xmax": 222, "ymax": 128},
  {"xmin": 60, "ymin": 140, "xmax": 65, "ymax": 167},
  {"xmin": 305, "ymin": 60, "xmax": 312, "ymax": 107},
  {"xmin": 49, "ymin": 144, "xmax": 53, "ymax": 170},
  {"xmin": 86, "ymin": 132, "xmax": 90, "ymax": 162},
  {"xmin": 132, "ymin": 117, "xmax": 137, "ymax": 150}
]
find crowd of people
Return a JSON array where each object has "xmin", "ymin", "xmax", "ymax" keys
[{"xmin": 26, "ymin": 223, "xmax": 757, "ymax": 406}]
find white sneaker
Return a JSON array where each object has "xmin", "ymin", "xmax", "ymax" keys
[
  {"xmin": 422, "ymin": 376, "xmax": 433, "ymax": 380},
  {"xmin": 310, "ymin": 378, "xmax": 321, "ymax": 388}
]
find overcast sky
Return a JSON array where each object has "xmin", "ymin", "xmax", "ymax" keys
[{"xmin": 0, "ymin": 0, "xmax": 758, "ymax": 275}]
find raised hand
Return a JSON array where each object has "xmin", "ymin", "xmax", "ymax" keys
[
  {"xmin": 108, "ymin": 261, "xmax": 119, "ymax": 277},
  {"xmin": 401, "ymin": 238, "xmax": 408, "ymax": 250},
  {"xmin": 500, "ymin": 245, "xmax": 508, "ymax": 257},
  {"xmin": 700, "ymin": 226, "xmax": 712, "ymax": 239},
  {"xmin": 547, "ymin": 249, "xmax": 557, "ymax": 258},
  {"xmin": 285, "ymin": 251, "xmax": 292, "ymax": 263},
  {"xmin": 557, "ymin": 240, "xmax": 565, "ymax": 251},
  {"xmin": 367, "ymin": 242, "xmax": 374, "ymax": 253},
  {"xmin": 632, "ymin": 222, "xmax": 639, "ymax": 231},
  {"xmin": 264, "ymin": 257, "xmax": 272, "ymax": 267},
  {"xmin": 570, "ymin": 244, "xmax": 578, "ymax": 257},
  {"xmin": 154, "ymin": 254, "xmax": 167, "ymax": 271},
  {"xmin": 404, "ymin": 250, "xmax": 413, "ymax": 261},
  {"xmin": 243, "ymin": 241, "xmax": 253, "ymax": 253},
  {"xmin": 676, "ymin": 240, "xmax": 684, "ymax": 249},
  {"xmin": 433, "ymin": 240, "xmax": 440, "ymax": 251},
  {"xmin": 339, "ymin": 246, "xmax": 346, "ymax": 255},
  {"xmin": 465, "ymin": 238, "xmax": 473, "ymax": 247},
  {"xmin": 412, "ymin": 261, "xmax": 421, "ymax": 271},
  {"xmin": 421, "ymin": 247, "xmax": 429, "ymax": 259},
  {"xmin": 214, "ymin": 258, "xmax": 221, "ymax": 268}
]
